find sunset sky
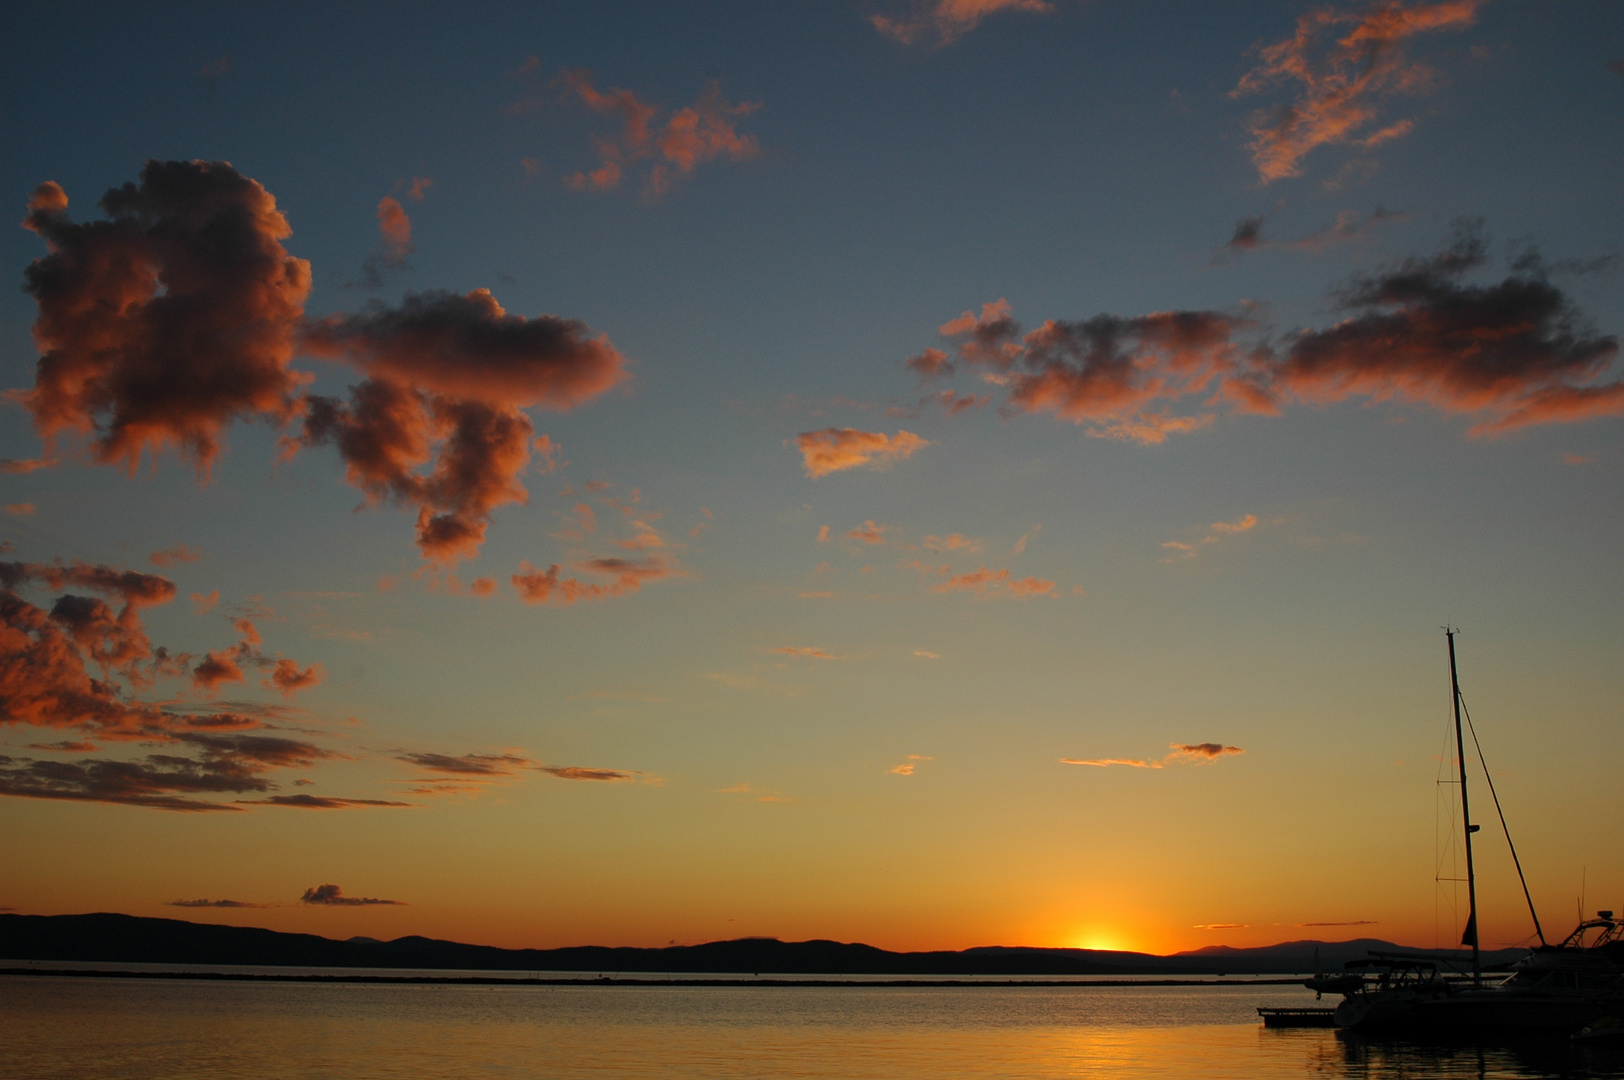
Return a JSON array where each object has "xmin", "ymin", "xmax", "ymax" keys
[{"xmin": 2, "ymin": 0, "xmax": 1620, "ymax": 957}]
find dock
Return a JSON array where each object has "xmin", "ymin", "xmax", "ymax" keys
[{"xmin": 1257, "ymin": 1006, "xmax": 1338, "ymax": 1028}]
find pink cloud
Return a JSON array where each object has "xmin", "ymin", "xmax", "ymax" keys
[
  {"xmin": 773, "ymin": 646, "xmax": 836, "ymax": 660},
  {"xmin": 540, "ymin": 766, "xmax": 632, "ymax": 782},
  {"xmin": 265, "ymin": 658, "xmax": 323, "ymax": 697},
  {"xmin": 149, "ymin": 545, "xmax": 202, "ymax": 567},
  {"xmin": 794, "ymin": 428, "xmax": 929, "ymax": 478},
  {"xmin": 18, "ymin": 163, "xmax": 310, "ymax": 478},
  {"xmin": 376, "ymin": 196, "xmax": 411, "ymax": 260},
  {"xmin": 871, "ymin": 0, "xmax": 1053, "ymax": 47},
  {"xmin": 907, "ymin": 226, "xmax": 1621, "ymax": 442},
  {"xmin": 511, "ymin": 555, "xmax": 672, "ymax": 605},
  {"xmin": 1209, "ymin": 514, "xmax": 1258, "ymax": 535},
  {"xmin": 1232, "ymin": 0, "xmax": 1482, "ymax": 183},
  {"xmin": 562, "ymin": 72, "xmax": 760, "ymax": 197},
  {"xmin": 845, "ymin": 520, "xmax": 890, "ymax": 545},
  {"xmin": 932, "ymin": 566, "xmax": 1057, "ymax": 599},
  {"xmin": 298, "ymin": 290, "xmax": 627, "ymax": 563},
  {"xmin": 923, "ymin": 533, "xmax": 983, "ymax": 554}
]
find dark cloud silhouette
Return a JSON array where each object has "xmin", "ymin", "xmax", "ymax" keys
[
  {"xmin": 934, "ymin": 303, "xmax": 1244, "ymax": 442},
  {"xmin": 300, "ymin": 884, "xmax": 404, "ymax": 904},
  {"xmin": 917, "ymin": 226, "xmax": 1621, "ymax": 440},
  {"xmin": 249, "ymin": 795, "xmax": 412, "ymax": 809},
  {"xmin": 539, "ymin": 766, "xmax": 632, "ymax": 781},
  {"xmin": 0, "ymin": 753, "xmax": 262, "ymax": 811},
  {"xmin": 176, "ymin": 732, "xmax": 334, "ymax": 770},
  {"xmin": 17, "ymin": 161, "xmax": 311, "ymax": 476},
  {"xmin": 1300, "ymin": 919, "xmax": 1378, "ymax": 926},
  {"xmin": 170, "ymin": 898, "xmax": 267, "ymax": 908},
  {"xmin": 1225, "ymin": 214, "xmax": 1269, "ymax": 253},
  {"xmin": 1169, "ymin": 743, "xmax": 1245, "ymax": 760},
  {"xmin": 0, "ymin": 728, "xmax": 340, "ymax": 812},
  {"xmin": 1276, "ymin": 224, "xmax": 1623, "ymax": 433},
  {"xmin": 1062, "ymin": 743, "xmax": 1245, "ymax": 769},
  {"xmin": 398, "ymin": 751, "xmax": 534, "ymax": 776}
]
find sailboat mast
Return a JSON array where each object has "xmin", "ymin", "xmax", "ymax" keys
[{"xmin": 1447, "ymin": 628, "xmax": 1482, "ymax": 986}]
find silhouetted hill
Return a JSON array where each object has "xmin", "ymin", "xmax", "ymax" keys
[{"xmin": 0, "ymin": 913, "xmax": 1528, "ymax": 975}]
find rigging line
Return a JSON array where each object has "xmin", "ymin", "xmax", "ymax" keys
[{"xmin": 1459, "ymin": 692, "xmax": 1547, "ymax": 946}]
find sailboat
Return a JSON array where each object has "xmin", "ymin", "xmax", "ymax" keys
[{"xmin": 1329, "ymin": 630, "xmax": 1624, "ymax": 1035}]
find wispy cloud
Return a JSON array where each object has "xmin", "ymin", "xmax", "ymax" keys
[
  {"xmin": 1232, "ymin": 0, "xmax": 1482, "ymax": 183},
  {"xmin": 845, "ymin": 520, "xmax": 891, "ymax": 545},
  {"xmin": 718, "ymin": 781, "xmax": 787, "ymax": 802},
  {"xmin": 241, "ymin": 795, "xmax": 413, "ymax": 809},
  {"xmin": 539, "ymin": 765, "xmax": 634, "ymax": 782},
  {"xmin": 1162, "ymin": 512, "xmax": 1264, "ymax": 561},
  {"xmin": 932, "ymin": 566, "xmax": 1058, "ymax": 599},
  {"xmin": 560, "ymin": 71, "xmax": 760, "ymax": 197},
  {"xmin": 1299, "ymin": 919, "xmax": 1379, "ymax": 927},
  {"xmin": 922, "ymin": 533, "xmax": 983, "ymax": 554},
  {"xmin": 871, "ymin": 0, "xmax": 1052, "ymax": 47},
  {"xmin": 397, "ymin": 751, "xmax": 534, "ymax": 776},
  {"xmin": 511, "ymin": 555, "xmax": 674, "ymax": 605},
  {"xmin": 170, "ymin": 898, "xmax": 269, "ymax": 908},
  {"xmin": 890, "ymin": 754, "xmax": 933, "ymax": 775},
  {"xmin": 1063, "ymin": 743, "xmax": 1245, "ymax": 769},
  {"xmin": 772, "ymin": 646, "xmax": 837, "ymax": 660},
  {"xmin": 149, "ymin": 544, "xmax": 202, "ymax": 567},
  {"xmin": 1218, "ymin": 205, "xmax": 1406, "ymax": 261}
]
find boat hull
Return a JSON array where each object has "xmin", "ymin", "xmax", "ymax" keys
[{"xmin": 1336, "ymin": 987, "xmax": 1624, "ymax": 1035}]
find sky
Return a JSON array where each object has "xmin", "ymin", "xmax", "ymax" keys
[{"xmin": 1, "ymin": 0, "xmax": 1621, "ymax": 957}]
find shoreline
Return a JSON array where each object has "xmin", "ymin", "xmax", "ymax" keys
[{"xmin": 0, "ymin": 967, "xmax": 1310, "ymax": 988}]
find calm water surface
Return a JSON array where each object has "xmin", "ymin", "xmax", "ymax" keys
[{"xmin": 4, "ymin": 975, "xmax": 1623, "ymax": 1078}]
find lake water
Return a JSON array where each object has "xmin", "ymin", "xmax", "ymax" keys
[{"xmin": 4, "ymin": 974, "xmax": 1623, "ymax": 1079}]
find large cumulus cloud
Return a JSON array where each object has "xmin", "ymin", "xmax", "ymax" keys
[
  {"xmin": 17, "ymin": 161, "xmax": 311, "ymax": 476},
  {"xmin": 14, "ymin": 161, "xmax": 629, "ymax": 563}
]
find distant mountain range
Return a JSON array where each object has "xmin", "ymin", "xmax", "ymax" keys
[{"xmin": 0, "ymin": 913, "xmax": 1532, "ymax": 976}]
